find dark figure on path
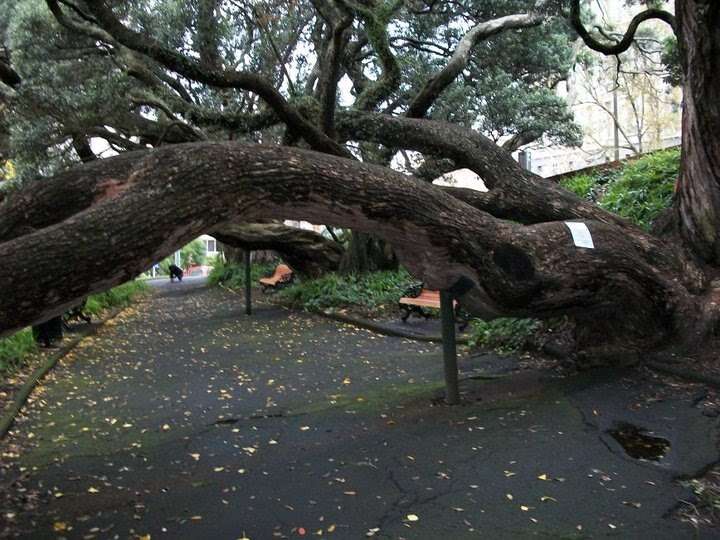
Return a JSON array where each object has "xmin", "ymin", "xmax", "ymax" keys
[
  {"xmin": 169, "ymin": 264, "xmax": 184, "ymax": 282},
  {"xmin": 32, "ymin": 316, "xmax": 63, "ymax": 348}
]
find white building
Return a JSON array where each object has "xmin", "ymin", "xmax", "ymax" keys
[{"xmin": 199, "ymin": 234, "xmax": 220, "ymax": 258}]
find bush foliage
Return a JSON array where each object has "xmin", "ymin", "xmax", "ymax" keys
[
  {"xmin": 560, "ymin": 148, "xmax": 680, "ymax": 230},
  {"xmin": 278, "ymin": 269, "xmax": 413, "ymax": 313}
]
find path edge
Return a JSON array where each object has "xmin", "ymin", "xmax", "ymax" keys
[{"xmin": 0, "ymin": 306, "xmax": 128, "ymax": 439}]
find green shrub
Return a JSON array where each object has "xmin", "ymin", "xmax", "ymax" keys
[
  {"xmin": 0, "ymin": 329, "xmax": 36, "ymax": 375},
  {"xmin": 599, "ymin": 148, "xmax": 680, "ymax": 230},
  {"xmin": 560, "ymin": 148, "xmax": 680, "ymax": 230},
  {"xmin": 561, "ymin": 173, "xmax": 597, "ymax": 200},
  {"xmin": 208, "ymin": 259, "xmax": 278, "ymax": 289},
  {"xmin": 279, "ymin": 269, "xmax": 413, "ymax": 312},
  {"xmin": 467, "ymin": 318, "xmax": 540, "ymax": 354}
]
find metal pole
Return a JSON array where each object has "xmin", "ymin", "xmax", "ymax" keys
[
  {"xmin": 440, "ymin": 290, "xmax": 460, "ymax": 405},
  {"xmin": 244, "ymin": 250, "xmax": 252, "ymax": 315}
]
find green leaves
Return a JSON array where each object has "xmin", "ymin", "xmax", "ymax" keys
[
  {"xmin": 561, "ymin": 147, "xmax": 681, "ymax": 231},
  {"xmin": 278, "ymin": 269, "xmax": 413, "ymax": 313}
]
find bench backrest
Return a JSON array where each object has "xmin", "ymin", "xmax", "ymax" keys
[
  {"xmin": 417, "ymin": 289, "xmax": 440, "ymax": 302},
  {"xmin": 275, "ymin": 264, "xmax": 292, "ymax": 278}
]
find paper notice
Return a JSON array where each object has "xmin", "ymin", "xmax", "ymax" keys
[{"xmin": 564, "ymin": 222, "xmax": 594, "ymax": 249}]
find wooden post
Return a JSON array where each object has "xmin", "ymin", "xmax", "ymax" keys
[
  {"xmin": 244, "ymin": 250, "xmax": 252, "ymax": 315},
  {"xmin": 440, "ymin": 290, "xmax": 460, "ymax": 405}
]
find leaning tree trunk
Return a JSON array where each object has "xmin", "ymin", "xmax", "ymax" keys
[
  {"xmin": 0, "ymin": 141, "xmax": 706, "ymax": 363},
  {"xmin": 674, "ymin": 2, "xmax": 720, "ymax": 268}
]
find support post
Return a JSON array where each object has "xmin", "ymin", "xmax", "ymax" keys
[
  {"xmin": 244, "ymin": 250, "xmax": 252, "ymax": 315},
  {"xmin": 440, "ymin": 290, "xmax": 460, "ymax": 405}
]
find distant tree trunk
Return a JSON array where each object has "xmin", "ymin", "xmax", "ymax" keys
[
  {"xmin": 339, "ymin": 231, "xmax": 398, "ymax": 274},
  {"xmin": 674, "ymin": 2, "xmax": 720, "ymax": 268}
]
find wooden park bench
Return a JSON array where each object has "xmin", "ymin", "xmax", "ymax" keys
[
  {"xmin": 259, "ymin": 264, "xmax": 294, "ymax": 293},
  {"xmin": 399, "ymin": 284, "xmax": 468, "ymax": 330}
]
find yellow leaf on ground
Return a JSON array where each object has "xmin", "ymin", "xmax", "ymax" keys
[
  {"xmin": 53, "ymin": 522, "xmax": 67, "ymax": 532},
  {"xmin": 406, "ymin": 514, "xmax": 419, "ymax": 522}
]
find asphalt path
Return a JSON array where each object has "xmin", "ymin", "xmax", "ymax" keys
[{"xmin": 2, "ymin": 278, "xmax": 718, "ymax": 539}]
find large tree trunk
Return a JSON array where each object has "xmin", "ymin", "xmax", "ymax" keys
[
  {"xmin": 674, "ymin": 2, "xmax": 720, "ymax": 268},
  {"xmin": 212, "ymin": 222, "xmax": 344, "ymax": 277},
  {"xmin": 0, "ymin": 142, "xmax": 709, "ymax": 362}
]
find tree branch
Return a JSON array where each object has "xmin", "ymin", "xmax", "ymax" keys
[
  {"xmin": 406, "ymin": 12, "xmax": 544, "ymax": 118},
  {"xmin": 569, "ymin": 0, "xmax": 676, "ymax": 56},
  {"xmin": 74, "ymin": 1, "xmax": 353, "ymax": 159}
]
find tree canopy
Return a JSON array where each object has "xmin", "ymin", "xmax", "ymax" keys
[{"xmin": 0, "ymin": 0, "xmax": 580, "ymax": 178}]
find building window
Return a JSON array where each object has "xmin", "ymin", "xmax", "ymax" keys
[{"xmin": 205, "ymin": 239, "xmax": 216, "ymax": 253}]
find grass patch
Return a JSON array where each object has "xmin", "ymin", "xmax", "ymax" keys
[
  {"xmin": 467, "ymin": 318, "xmax": 540, "ymax": 355},
  {"xmin": 84, "ymin": 280, "xmax": 149, "ymax": 316},
  {"xmin": 0, "ymin": 280, "xmax": 148, "ymax": 378},
  {"xmin": 278, "ymin": 269, "xmax": 414, "ymax": 314},
  {"xmin": 0, "ymin": 329, "xmax": 36, "ymax": 375}
]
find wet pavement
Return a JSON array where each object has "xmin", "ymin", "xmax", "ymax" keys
[{"xmin": 2, "ymin": 279, "xmax": 718, "ymax": 539}]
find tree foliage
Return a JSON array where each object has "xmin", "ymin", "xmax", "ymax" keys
[{"xmin": 0, "ymin": 0, "xmax": 581, "ymax": 179}]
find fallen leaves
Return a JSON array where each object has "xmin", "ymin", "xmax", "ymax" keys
[{"xmin": 406, "ymin": 514, "xmax": 419, "ymax": 522}]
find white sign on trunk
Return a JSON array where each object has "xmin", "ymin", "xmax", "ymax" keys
[{"xmin": 565, "ymin": 222, "xmax": 595, "ymax": 249}]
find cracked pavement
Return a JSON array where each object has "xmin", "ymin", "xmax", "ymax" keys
[{"xmin": 2, "ymin": 278, "xmax": 719, "ymax": 539}]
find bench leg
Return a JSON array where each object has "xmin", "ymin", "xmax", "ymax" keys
[{"xmin": 400, "ymin": 305, "xmax": 411, "ymax": 323}]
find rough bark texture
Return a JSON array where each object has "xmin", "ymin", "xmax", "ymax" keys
[
  {"xmin": 212, "ymin": 222, "xmax": 344, "ymax": 277},
  {"xmin": 0, "ymin": 142, "xmax": 706, "ymax": 360},
  {"xmin": 674, "ymin": 1, "xmax": 720, "ymax": 267}
]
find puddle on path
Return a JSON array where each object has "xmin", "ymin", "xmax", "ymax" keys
[{"xmin": 609, "ymin": 422, "xmax": 670, "ymax": 461}]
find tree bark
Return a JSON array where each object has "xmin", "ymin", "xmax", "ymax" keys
[
  {"xmin": 212, "ymin": 222, "xmax": 344, "ymax": 277},
  {"xmin": 0, "ymin": 142, "xmax": 709, "ymax": 359},
  {"xmin": 674, "ymin": 2, "xmax": 720, "ymax": 267}
]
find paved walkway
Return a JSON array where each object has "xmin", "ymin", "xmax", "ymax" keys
[{"xmin": 2, "ymin": 280, "xmax": 718, "ymax": 539}]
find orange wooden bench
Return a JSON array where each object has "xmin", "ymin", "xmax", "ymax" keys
[
  {"xmin": 259, "ymin": 264, "xmax": 294, "ymax": 292},
  {"xmin": 399, "ymin": 286, "xmax": 468, "ymax": 330}
]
